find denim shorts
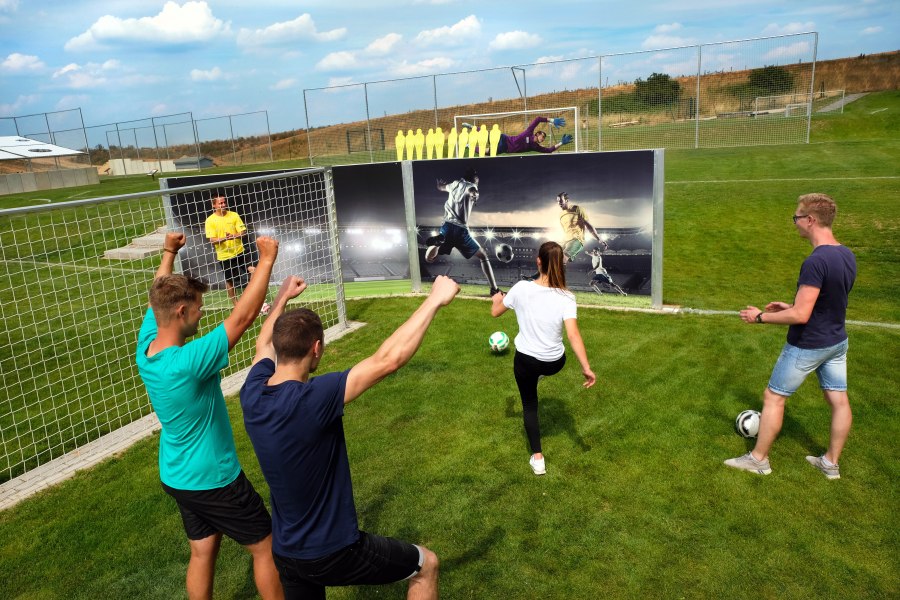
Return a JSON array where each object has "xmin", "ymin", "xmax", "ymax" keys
[{"xmin": 767, "ymin": 339, "xmax": 849, "ymax": 397}]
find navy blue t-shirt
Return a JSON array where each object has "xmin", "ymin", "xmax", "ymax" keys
[
  {"xmin": 787, "ymin": 244, "xmax": 856, "ymax": 349},
  {"xmin": 240, "ymin": 359, "xmax": 358, "ymax": 559}
]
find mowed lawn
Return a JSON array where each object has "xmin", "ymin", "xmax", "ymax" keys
[{"xmin": 0, "ymin": 92, "xmax": 898, "ymax": 599}]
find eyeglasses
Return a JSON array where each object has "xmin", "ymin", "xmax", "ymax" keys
[{"xmin": 792, "ymin": 214, "xmax": 809, "ymax": 224}]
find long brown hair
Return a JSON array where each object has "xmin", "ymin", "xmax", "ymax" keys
[{"xmin": 538, "ymin": 241, "xmax": 567, "ymax": 290}]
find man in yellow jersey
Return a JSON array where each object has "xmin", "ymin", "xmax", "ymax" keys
[
  {"xmin": 205, "ymin": 196, "xmax": 252, "ymax": 306},
  {"xmin": 523, "ymin": 192, "xmax": 601, "ymax": 281},
  {"xmin": 557, "ymin": 192, "xmax": 601, "ymax": 262}
]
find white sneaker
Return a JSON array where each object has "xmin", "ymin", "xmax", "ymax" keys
[{"xmin": 529, "ymin": 455, "xmax": 546, "ymax": 475}]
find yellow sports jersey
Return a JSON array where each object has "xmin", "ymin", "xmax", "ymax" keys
[
  {"xmin": 205, "ymin": 211, "xmax": 247, "ymax": 261},
  {"xmin": 560, "ymin": 206, "xmax": 587, "ymax": 244}
]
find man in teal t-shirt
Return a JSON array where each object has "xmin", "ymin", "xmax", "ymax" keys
[{"xmin": 136, "ymin": 231, "xmax": 283, "ymax": 600}]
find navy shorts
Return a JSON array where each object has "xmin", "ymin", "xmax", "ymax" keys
[
  {"xmin": 436, "ymin": 221, "xmax": 481, "ymax": 260},
  {"xmin": 274, "ymin": 531, "xmax": 424, "ymax": 600},
  {"xmin": 161, "ymin": 471, "xmax": 272, "ymax": 545}
]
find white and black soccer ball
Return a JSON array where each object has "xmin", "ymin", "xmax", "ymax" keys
[
  {"xmin": 494, "ymin": 243, "xmax": 513, "ymax": 263},
  {"xmin": 734, "ymin": 409, "xmax": 761, "ymax": 438},
  {"xmin": 489, "ymin": 331, "xmax": 509, "ymax": 353}
]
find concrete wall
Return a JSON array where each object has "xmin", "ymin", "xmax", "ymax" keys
[
  {"xmin": 0, "ymin": 167, "xmax": 100, "ymax": 196},
  {"xmin": 107, "ymin": 158, "xmax": 176, "ymax": 176}
]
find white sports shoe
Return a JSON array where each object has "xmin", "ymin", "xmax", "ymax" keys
[{"xmin": 529, "ymin": 455, "xmax": 546, "ymax": 476}]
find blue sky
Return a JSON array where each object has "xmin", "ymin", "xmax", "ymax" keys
[{"xmin": 0, "ymin": 0, "xmax": 896, "ymax": 133}]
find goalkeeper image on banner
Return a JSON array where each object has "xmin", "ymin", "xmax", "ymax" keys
[
  {"xmin": 205, "ymin": 195, "xmax": 255, "ymax": 306},
  {"xmin": 424, "ymin": 168, "xmax": 502, "ymax": 296},
  {"xmin": 239, "ymin": 274, "xmax": 460, "ymax": 599},
  {"xmin": 135, "ymin": 232, "xmax": 283, "ymax": 600},
  {"xmin": 475, "ymin": 116, "xmax": 572, "ymax": 154}
]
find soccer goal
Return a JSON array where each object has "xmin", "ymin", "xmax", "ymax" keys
[
  {"xmin": 453, "ymin": 106, "xmax": 579, "ymax": 153},
  {"xmin": 784, "ymin": 103, "xmax": 811, "ymax": 117},
  {"xmin": 0, "ymin": 168, "xmax": 349, "ymax": 492}
]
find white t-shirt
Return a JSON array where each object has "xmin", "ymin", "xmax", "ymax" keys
[{"xmin": 503, "ymin": 281, "xmax": 577, "ymax": 361}]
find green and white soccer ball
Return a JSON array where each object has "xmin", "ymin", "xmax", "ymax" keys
[{"xmin": 489, "ymin": 331, "xmax": 509, "ymax": 353}]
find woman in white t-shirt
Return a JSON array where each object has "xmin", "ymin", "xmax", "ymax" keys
[{"xmin": 490, "ymin": 241, "xmax": 596, "ymax": 475}]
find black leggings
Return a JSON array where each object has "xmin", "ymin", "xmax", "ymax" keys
[{"xmin": 513, "ymin": 350, "xmax": 566, "ymax": 454}]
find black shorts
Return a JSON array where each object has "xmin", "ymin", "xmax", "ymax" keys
[
  {"xmin": 161, "ymin": 471, "xmax": 272, "ymax": 545},
  {"xmin": 274, "ymin": 531, "xmax": 424, "ymax": 600},
  {"xmin": 219, "ymin": 253, "xmax": 251, "ymax": 286}
]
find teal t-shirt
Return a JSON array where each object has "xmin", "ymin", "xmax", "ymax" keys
[{"xmin": 136, "ymin": 308, "xmax": 241, "ymax": 490}]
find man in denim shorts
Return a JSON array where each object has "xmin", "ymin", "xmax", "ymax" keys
[
  {"xmin": 240, "ymin": 274, "xmax": 460, "ymax": 599},
  {"xmin": 725, "ymin": 193, "xmax": 856, "ymax": 479}
]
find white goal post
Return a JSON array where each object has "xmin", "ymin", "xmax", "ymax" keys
[
  {"xmin": 453, "ymin": 106, "xmax": 580, "ymax": 153},
  {"xmin": 0, "ymin": 168, "xmax": 349, "ymax": 492}
]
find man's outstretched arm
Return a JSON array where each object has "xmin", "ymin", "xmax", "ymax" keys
[
  {"xmin": 223, "ymin": 236, "xmax": 278, "ymax": 349},
  {"xmin": 344, "ymin": 275, "xmax": 460, "ymax": 404}
]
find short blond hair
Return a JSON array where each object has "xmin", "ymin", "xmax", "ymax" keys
[{"xmin": 797, "ymin": 193, "xmax": 836, "ymax": 227}]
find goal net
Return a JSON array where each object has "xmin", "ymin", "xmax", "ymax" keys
[
  {"xmin": 0, "ymin": 168, "xmax": 347, "ymax": 485},
  {"xmin": 453, "ymin": 106, "xmax": 579, "ymax": 153}
]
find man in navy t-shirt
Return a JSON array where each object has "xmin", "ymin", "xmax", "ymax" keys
[
  {"xmin": 241, "ymin": 274, "xmax": 460, "ymax": 599},
  {"xmin": 726, "ymin": 193, "xmax": 856, "ymax": 480}
]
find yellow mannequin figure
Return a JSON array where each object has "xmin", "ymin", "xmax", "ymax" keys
[
  {"xmin": 489, "ymin": 124, "xmax": 502, "ymax": 157},
  {"xmin": 446, "ymin": 127, "xmax": 458, "ymax": 158},
  {"xmin": 413, "ymin": 128, "xmax": 425, "ymax": 160},
  {"xmin": 405, "ymin": 129, "xmax": 415, "ymax": 162},
  {"xmin": 476, "ymin": 124, "xmax": 489, "ymax": 157},
  {"xmin": 426, "ymin": 128, "xmax": 435, "ymax": 159},
  {"xmin": 458, "ymin": 127, "xmax": 470, "ymax": 158},
  {"xmin": 434, "ymin": 127, "xmax": 445, "ymax": 159},
  {"xmin": 395, "ymin": 130, "xmax": 406, "ymax": 161}
]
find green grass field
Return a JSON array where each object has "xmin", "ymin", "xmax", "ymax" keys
[{"xmin": 1, "ymin": 91, "xmax": 898, "ymax": 599}]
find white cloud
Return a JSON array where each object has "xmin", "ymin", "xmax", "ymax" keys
[
  {"xmin": 327, "ymin": 76, "xmax": 355, "ymax": 87},
  {"xmin": 65, "ymin": 1, "xmax": 230, "ymax": 52},
  {"xmin": 861, "ymin": 26, "xmax": 883, "ymax": 35},
  {"xmin": 2, "ymin": 53, "xmax": 44, "ymax": 72},
  {"xmin": 54, "ymin": 94, "xmax": 89, "ymax": 111},
  {"xmin": 654, "ymin": 23, "xmax": 683, "ymax": 34},
  {"xmin": 390, "ymin": 56, "xmax": 455, "ymax": 77},
  {"xmin": 489, "ymin": 31, "xmax": 541, "ymax": 51},
  {"xmin": 0, "ymin": 0, "xmax": 19, "ymax": 12},
  {"xmin": 190, "ymin": 67, "xmax": 223, "ymax": 82},
  {"xmin": 51, "ymin": 60, "xmax": 124, "ymax": 89},
  {"xmin": 642, "ymin": 33, "xmax": 693, "ymax": 49},
  {"xmin": 237, "ymin": 14, "xmax": 346, "ymax": 47},
  {"xmin": 0, "ymin": 94, "xmax": 38, "ymax": 117},
  {"xmin": 763, "ymin": 41, "xmax": 811, "ymax": 61},
  {"xmin": 316, "ymin": 51, "xmax": 359, "ymax": 71},
  {"xmin": 414, "ymin": 15, "xmax": 480, "ymax": 46},
  {"xmin": 271, "ymin": 78, "xmax": 298, "ymax": 90},
  {"xmin": 366, "ymin": 33, "xmax": 402, "ymax": 56},
  {"xmin": 761, "ymin": 22, "xmax": 816, "ymax": 36}
]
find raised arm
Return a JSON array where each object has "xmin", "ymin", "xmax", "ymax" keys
[
  {"xmin": 344, "ymin": 275, "xmax": 459, "ymax": 404},
  {"xmin": 154, "ymin": 232, "xmax": 185, "ymax": 281},
  {"xmin": 223, "ymin": 236, "xmax": 278, "ymax": 349},
  {"xmin": 564, "ymin": 318, "xmax": 596, "ymax": 388},
  {"xmin": 252, "ymin": 276, "xmax": 307, "ymax": 365}
]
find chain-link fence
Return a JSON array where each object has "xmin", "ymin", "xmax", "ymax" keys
[
  {"xmin": 303, "ymin": 33, "xmax": 819, "ymax": 165},
  {"xmin": 0, "ymin": 108, "xmax": 92, "ymax": 172}
]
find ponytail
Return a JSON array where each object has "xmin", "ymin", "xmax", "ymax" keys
[{"xmin": 538, "ymin": 241, "xmax": 567, "ymax": 290}]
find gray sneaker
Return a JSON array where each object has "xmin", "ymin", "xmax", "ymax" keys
[
  {"xmin": 806, "ymin": 455, "xmax": 840, "ymax": 480},
  {"xmin": 724, "ymin": 452, "xmax": 772, "ymax": 475}
]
